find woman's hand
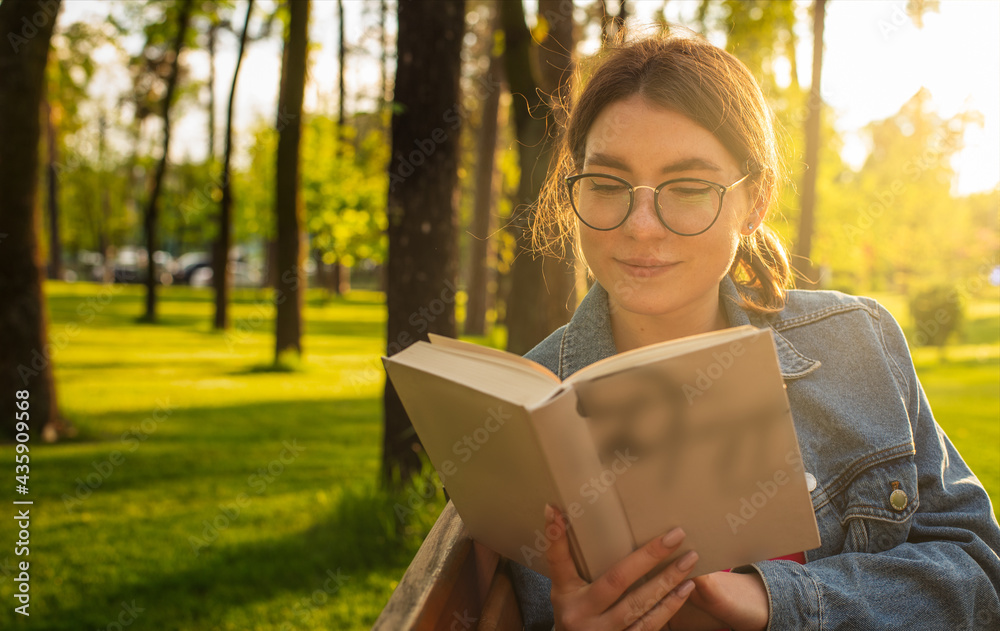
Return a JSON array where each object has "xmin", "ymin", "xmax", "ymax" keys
[
  {"xmin": 544, "ymin": 504, "xmax": 698, "ymax": 630},
  {"xmin": 668, "ymin": 571, "xmax": 770, "ymax": 631}
]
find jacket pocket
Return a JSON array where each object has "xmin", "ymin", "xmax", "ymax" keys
[{"xmin": 833, "ymin": 454, "xmax": 919, "ymax": 554}]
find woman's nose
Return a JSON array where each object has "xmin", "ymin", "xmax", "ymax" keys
[{"xmin": 623, "ymin": 187, "xmax": 667, "ymax": 237}]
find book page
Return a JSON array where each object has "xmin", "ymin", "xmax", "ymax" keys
[
  {"xmin": 384, "ymin": 359, "xmax": 583, "ymax": 579},
  {"xmin": 566, "ymin": 325, "xmax": 758, "ymax": 385},
  {"xmin": 568, "ymin": 329, "xmax": 820, "ymax": 576},
  {"xmin": 385, "ymin": 341, "xmax": 558, "ymax": 408},
  {"xmin": 428, "ymin": 333, "xmax": 560, "ymax": 383}
]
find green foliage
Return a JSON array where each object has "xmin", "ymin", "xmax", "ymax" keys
[
  {"xmin": 697, "ymin": 0, "xmax": 800, "ymax": 95},
  {"xmin": 909, "ymin": 284, "xmax": 965, "ymax": 348},
  {"xmin": 302, "ymin": 114, "xmax": 389, "ymax": 267}
]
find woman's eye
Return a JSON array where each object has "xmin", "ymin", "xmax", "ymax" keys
[
  {"xmin": 670, "ymin": 186, "xmax": 712, "ymax": 197},
  {"xmin": 589, "ymin": 183, "xmax": 626, "ymax": 194}
]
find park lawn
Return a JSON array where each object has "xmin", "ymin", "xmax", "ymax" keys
[
  {"xmin": 0, "ymin": 282, "xmax": 996, "ymax": 630},
  {"xmin": 2, "ymin": 283, "xmax": 443, "ymax": 630}
]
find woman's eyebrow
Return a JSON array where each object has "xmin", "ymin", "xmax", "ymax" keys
[
  {"xmin": 660, "ymin": 157, "xmax": 722, "ymax": 175},
  {"xmin": 584, "ymin": 152, "xmax": 631, "ymax": 170},
  {"xmin": 584, "ymin": 153, "xmax": 723, "ymax": 175}
]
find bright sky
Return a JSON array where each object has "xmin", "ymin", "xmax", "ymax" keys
[{"xmin": 64, "ymin": 0, "xmax": 999, "ymax": 196}]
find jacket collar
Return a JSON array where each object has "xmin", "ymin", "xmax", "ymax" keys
[{"xmin": 558, "ymin": 276, "xmax": 821, "ymax": 380}]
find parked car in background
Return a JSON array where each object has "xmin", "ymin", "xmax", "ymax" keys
[
  {"xmin": 173, "ymin": 252, "xmax": 211, "ymax": 285},
  {"xmin": 173, "ymin": 249, "xmax": 262, "ymax": 288}
]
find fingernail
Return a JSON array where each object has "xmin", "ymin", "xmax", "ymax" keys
[
  {"xmin": 661, "ymin": 527, "xmax": 684, "ymax": 548},
  {"xmin": 544, "ymin": 503, "xmax": 554, "ymax": 522},
  {"xmin": 675, "ymin": 580, "xmax": 695, "ymax": 597},
  {"xmin": 676, "ymin": 550, "xmax": 699, "ymax": 572}
]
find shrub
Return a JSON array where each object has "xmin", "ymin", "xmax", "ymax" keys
[{"xmin": 908, "ymin": 284, "xmax": 964, "ymax": 348}]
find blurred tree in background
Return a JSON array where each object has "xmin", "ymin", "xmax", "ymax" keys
[
  {"xmin": 0, "ymin": 0, "xmax": 62, "ymax": 440},
  {"xmin": 382, "ymin": 0, "xmax": 465, "ymax": 488}
]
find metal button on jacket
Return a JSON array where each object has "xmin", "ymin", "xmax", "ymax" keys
[{"xmin": 890, "ymin": 481, "xmax": 908, "ymax": 511}]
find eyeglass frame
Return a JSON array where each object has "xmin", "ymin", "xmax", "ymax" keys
[{"xmin": 564, "ymin": 171, "xmax": 753, "ymax": 236}]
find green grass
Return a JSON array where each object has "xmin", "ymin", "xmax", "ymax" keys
[
  {"xmin": 2, "ymin": 284, "xmax": 443, "ymax": 630},
  {"xmin": 0, "ymin": 282, "xmax": 996, "ymax": 629}
]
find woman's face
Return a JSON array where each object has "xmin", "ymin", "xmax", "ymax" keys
[{"xmin": 578, "ymin": 94, "xmax": 758, "ymax": 320}]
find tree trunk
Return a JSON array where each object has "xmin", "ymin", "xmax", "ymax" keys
[
  {"xmin": 382, "ymin": 0, "xmax": 465, "ymax": 488},
  {"xmin": 214, "ymin": 0, "xmax": 254, "ymax": 330},
  {"xmin": 143, "ymin": 0, "xmax": 193, "ymax": 321},
  {"xmin": 500, "ymin": 0, "xmax": 576, "ymax": 355},
  {"xmin": 465, "ymin": 48, "xmax": 503, "ymax": 337},
  {"xmin": 97, "ymin": 113, "xmax": 114, "ymax": 284},
  {"xmin": 274, "ymin": 0, "xmax": 310, "ymax": 362},
  {"xmin": 794, "ymin": 0, "xmax": 826, "ymax": 287},
  {"xmin": 0, "ymin": 0, "xmax": 62, "ymax": 440},
  {"xmin": 333, "ymin": 0, "xmax": 348, "ymax": 295},
  {"xmin": 337, "ymin": 0, "xmax": 346, "ymax": 132},
  {"xmin": 208, "ymin": 22, "xmax": 217, "ymax": 163},
  {"xmin": 379, "ymin": 0, "xmax": 388, "ymax": 106},
  {"xmin": 44, "ymin": 94, "xmax": 63, "ymax": 281}
]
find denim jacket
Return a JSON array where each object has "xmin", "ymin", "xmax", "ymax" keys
[{"xmin": 510, "ymin": 276, "xmax": 1000, "ymax": 630}]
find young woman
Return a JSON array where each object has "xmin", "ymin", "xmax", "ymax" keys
[{"xmin": 508, "ymin": 32, "xmax": 1000, "ymax": 631}]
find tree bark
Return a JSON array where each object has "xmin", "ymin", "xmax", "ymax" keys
[
  {"xmin": 143, "ymin": 0, "xmax": 193, "ymax": 321},
  {"xmin": 379, "ymin": 0, "xmax": 388, "ymax": 106},
  {"xmin": 382, "ymin": 0, "xmax": 465, "ymax": 488},
  {"xmin": 214, "ymin": 0, "xmax": 254, "ymax": 330},
  {"xmin": 98, "ymin": 114, "xmax": 114, "ymax": 284},
  {"xmin": 465, "ymin": 47, "xmax": 503, "ymax": 336},
  {"xmin": 333, "ymin": 0, "xmax": 348, "ymax": 294},
  {"xmin": 207, "ymin": 20, "xmax": 217, "ymax": 163},
  {"xmin": 0, "ymin": 0, "xmax": 62, "ymax": 440},
  {"xmin": 44, "ymin": 94, "xmax": 62, "ymax": 281},
  {"xmin": 794, "ymin": 0, "xmax": 826, "ymax": 286},
  {"xmin": 274, "ymin": 0, "xmax": 310, "ymax": 361},
  {"xmin": 500, "ymin": 0, "xmax": 576, "ymax": 355}
]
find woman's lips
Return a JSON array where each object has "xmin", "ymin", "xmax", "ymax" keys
[{"xmin": 615, "ymin": 258, "xmax": 679, "ymax": 277}]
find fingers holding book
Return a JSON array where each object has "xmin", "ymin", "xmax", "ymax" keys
[{"xmin": 545, "ymin": 504, "xmax": 697, "ymax": 630}]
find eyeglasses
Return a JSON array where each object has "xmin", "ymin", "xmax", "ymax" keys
[{"xmin": 565, "ymin": 172, "xmax": 752, "ymax": 236}]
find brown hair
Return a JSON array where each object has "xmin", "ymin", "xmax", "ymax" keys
[{"xmin": 534, "ymin": 30, "xmax": 793, "ymax": 313}]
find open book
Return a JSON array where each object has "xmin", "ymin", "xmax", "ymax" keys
[{"xmin": 382, "ymin": 325, "xmax": 820, "ymax": 582}]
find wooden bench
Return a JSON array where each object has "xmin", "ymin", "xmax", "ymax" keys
[{"xmin": 374, "ymin": 501, "xmax": 524, "ymax": 630}]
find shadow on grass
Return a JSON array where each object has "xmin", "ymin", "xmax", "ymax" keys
[
  {"xmin": 31, "ymin": 398, "xmax": 381, "ymax": 499},
  {"xmin": 42, "ymin": 479, "xmax": 443, "ymax": 630}
]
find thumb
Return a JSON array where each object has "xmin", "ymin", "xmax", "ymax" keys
[{"xmin": 543, "ymin": 504, "xmax": 586, "ymax": 591}]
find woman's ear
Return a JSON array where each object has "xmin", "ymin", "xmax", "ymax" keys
[{"xmin": 741, "ymin": 185, "xmax": 769, "ymax": 235}]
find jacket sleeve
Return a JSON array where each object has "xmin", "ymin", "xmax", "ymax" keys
[
  {"xmin": 735, "ymin": 303, "xmax": 1000, "ymax": 629},
  {"xmin": 510, "ymin": 560, "xmax": 556, "ymax": 631}
]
